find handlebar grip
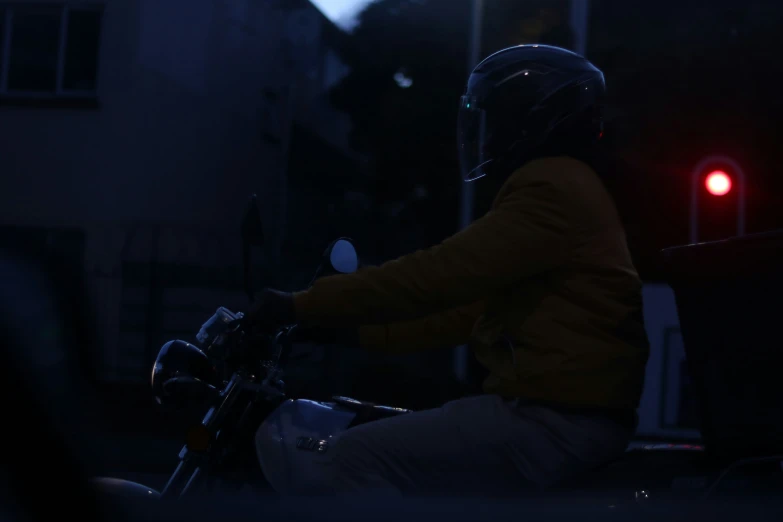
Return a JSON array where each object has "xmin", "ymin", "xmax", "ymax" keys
[
  {"xmin": 290, "ymin": 326, "xmax": 338, "ymax": 344},
  {"xmin": 294, "ymin": 326, "xmax": 358, "ymax": 346}
]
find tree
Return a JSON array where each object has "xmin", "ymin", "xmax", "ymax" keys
[
  {"xmin": 328, "ymin": 0, "xmax": 471, "ymax": 256},
  {"xmin": 329, "ymin": 0, "xmax": 578, "ymax": 256}
]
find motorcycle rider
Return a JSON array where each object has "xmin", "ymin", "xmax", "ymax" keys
[{"xmin": 251, "ymin": 44, "xmax": 650, "ymax": 495}]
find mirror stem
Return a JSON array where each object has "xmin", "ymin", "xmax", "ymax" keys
[{"xmin": 244, "ymin": 243, "xmax": 254, "ymax": 303}]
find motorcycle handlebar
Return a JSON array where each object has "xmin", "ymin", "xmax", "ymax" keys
[{"xmin": 224, "ymin": 315, "xmax": 318, "ymax": 372}]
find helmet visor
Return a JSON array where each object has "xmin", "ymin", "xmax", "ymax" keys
[{"xmin": 457, "ymin": 95, "xmax": 492, "ymax": 182}]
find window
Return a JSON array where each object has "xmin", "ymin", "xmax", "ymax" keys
[
  {"xmin": 0, "ymin": 7, "xmax": 5, "ymax": 80},
  {"xmin": 322, "ymin": 48, "xmax": 349, "ymax": 92},
  {"xmin": 7, "ymin": 6, "xmax": 61, "ymax": 91},
  {"xmin": 0, "ymin": 3, "xmax": 103, "ymax": 99},
  {"xmin": 62, "ymin": 8, "xmax": 102, "ymax": 91}
]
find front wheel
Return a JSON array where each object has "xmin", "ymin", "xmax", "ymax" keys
[{"xmin": 90, "ymin": 477, "xmax": 161, "ymax": 500}]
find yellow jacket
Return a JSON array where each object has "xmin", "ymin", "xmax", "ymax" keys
[{"xmin": 293, "ymin": 157, "xmax": 650, "ymax": 410}]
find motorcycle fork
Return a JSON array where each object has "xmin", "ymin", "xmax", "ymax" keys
[
  {"xmin": 160, "ymin": 375, "xmax": 243, "ymax": 499},
  {"xmin": 160, "ymin": 384, "xmax": 274, "ymax": 499}
]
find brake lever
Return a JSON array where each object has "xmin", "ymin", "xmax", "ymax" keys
[{"xmin": 227, "ymin": 317, "xmax": 245, "ymax": 329}]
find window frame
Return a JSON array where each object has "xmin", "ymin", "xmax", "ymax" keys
[{"xmin": 0, "ymin": 2, "xmax": 104, "ymax": 100}]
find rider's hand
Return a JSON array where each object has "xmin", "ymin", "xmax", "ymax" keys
[
  {"xmin": 292, "ymin": 326, "xmax": 359, "ymax": 347},
  {"xmin": 246, "ymin": 288, "xmax": 296, "ymax": 333}
]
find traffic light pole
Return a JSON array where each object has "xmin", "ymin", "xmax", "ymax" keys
[
  {"xmin": 570, "ymin": 0, "xmax": 590, "ymax": 56},
  {"xmin": 689, "ymin": 155, "xmax": 746, "ymax": 244},
  {"xmin": 459, "ymin": 0, "xmax": 484, "ymax": 230},
  {"xmin": 454, "ymin": 0, "xmax": 485, "ymax": 384},
  {"xmin": 458, "ymin": 0, "xmax": 484, "ymax": 230}
]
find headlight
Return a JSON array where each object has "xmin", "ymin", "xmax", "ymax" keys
[{"xmin": 151, "ymin": 340, "xmax": 218, "ymax": 406}]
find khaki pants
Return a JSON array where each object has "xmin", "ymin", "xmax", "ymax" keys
[{"xmin": 314, "ymin": 394, "xmax": 632, "ymax": 495}]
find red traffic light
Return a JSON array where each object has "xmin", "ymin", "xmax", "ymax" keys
[{"xmin": 705, "ymin": 170, "xmax": 732, "ymax": 196}]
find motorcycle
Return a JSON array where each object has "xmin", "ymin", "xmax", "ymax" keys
[
  {"xmin": 91, "ymin": 197, "xmax": 783, "ymax": 506},
  {"xmin": 92, "ymin": 196, "xmax": 413, "ymax": 500}
]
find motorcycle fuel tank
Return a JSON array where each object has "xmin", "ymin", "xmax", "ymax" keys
[{"xmin": 255, "ymin": 399, "xmax": 357, "ymax": 494}]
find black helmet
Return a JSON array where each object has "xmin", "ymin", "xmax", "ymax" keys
[{"xmin": 458, "ymin": 44, "xmax": 606, "ymax": 181}]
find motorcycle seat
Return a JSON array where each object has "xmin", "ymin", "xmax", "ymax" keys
[
  {"xmin": 551, "ymin": 442, "xmax": 709, "ymax": 492},
  {"xmin": 332, "ymin": 396, "xmax": 411, "ymax": 427}
]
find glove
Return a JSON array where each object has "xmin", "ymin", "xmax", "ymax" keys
[
  {"xmin": 292, "ymin": 325, "xmax": 359, "ymax": 347},
  {"xmin": 245, "ymin": 288, "xmax": 296, "ymax": 334},
  {"xmin": 246, "ymin": 289, "xmax": 359, "ymax": 346}
]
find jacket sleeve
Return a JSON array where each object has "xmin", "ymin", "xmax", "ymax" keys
[
  {"xmin": 293, "ymin": 171, "xmax": 573, "ymax": 327},
  {"xmin": 357, "ymin": 301, "xmax": 483, "ymax": 354}
]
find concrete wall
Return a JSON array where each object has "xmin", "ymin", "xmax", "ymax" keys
[
  {"xmin": 0, "ymin": 0, "xmax": 354, "ymax": 231},
  {"xmin": 0, "ymin": 0, "xmax": 356, "ymax": 379},
  {"xmin": 0, "ymin": 0, "xmax": 306, "ymax": 233}
]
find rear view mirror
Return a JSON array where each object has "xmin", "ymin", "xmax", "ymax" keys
[
  {"xmin": 328, "ymin": 239, "xmax": 359, "ymax": 274},
  {"xmin": 241, "ymin": 195, "xmax": 265, "ymax": 248},
  {"xmin": 309, "ymin": 238, "xmax": 359, "ymax": 285},
  {"xmin": 241, "ymin": 195, "xmax": 265, "ymax": 302}
]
